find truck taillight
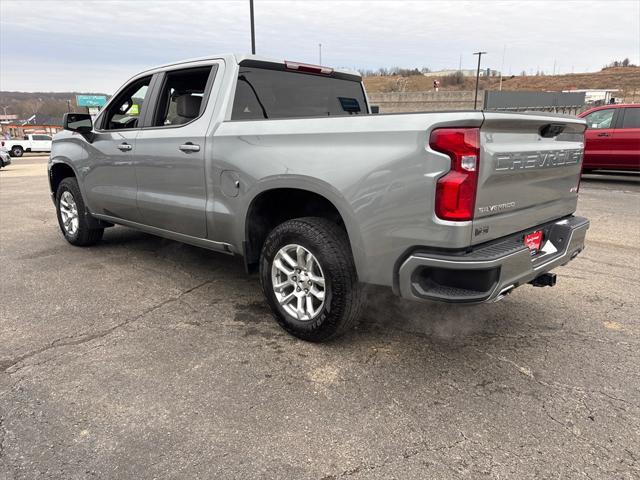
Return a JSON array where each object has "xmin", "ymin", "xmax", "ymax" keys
[{"xmin": 429, "ymin": 128, "xmax": 480, "ymax": 221}]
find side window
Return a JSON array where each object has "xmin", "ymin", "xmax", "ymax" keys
[
  {"xmin": 152, "ymin": 66, "xmax": 213, "ymax": 127},
  {"xmin": 33, "ymin": 135, "xmax": 51, "ymax": 141},
  {"xmin": 584, "ymin": 109, "xmax": 614, "ymax": 129},
  {"xmin": 621, "ymin": 108, "xmax": 640, "ymax": 129},
  {"xmin": 103, "ymin": 76, "xmax": 151, "ymax": 130}
]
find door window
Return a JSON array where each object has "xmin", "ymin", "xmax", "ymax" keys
[
  {"xmin": 584, "ymin": 109, "xmax": 615, "ymax": 129},
  {"xmin": 32, "ymin": 135, "xmax": 51, "ymax": 141},
  {"xmin": 103, "ymin": 76, "xmax": 151, "ymax": 130},
  {"xmin": 152, "ymin": 66, "xmax": 214, "ymax": 127},
  {"xmin": 621, "ymin": 108, "xmax": 640, "ymax": 129}
]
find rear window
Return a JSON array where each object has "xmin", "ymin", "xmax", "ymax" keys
[
  {"xmin": 621, "ymin": 108, "xmax": 640, "ymax": 129},
  {"xmin": 231, "ymin": 65, "xmax": 367, "ymax": 120}
]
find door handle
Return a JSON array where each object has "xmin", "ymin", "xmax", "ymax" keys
[
  {"xmin": 597, "ymin": 132, "xmax": 610, "ymax": 137},
  {"xmin": 117, "ymin": 143, "xmax": 133, "ymax": 151},
  {"xmin": 179, "ymin": 143, "xmax": 200, "ymax": 153}
]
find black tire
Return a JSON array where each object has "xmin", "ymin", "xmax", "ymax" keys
[
  {"xmin": 55, "ymin": 177, "xmax": 104, "ymax": 246},
  {"xmin": 260, "ymin": 217, "xmax": 364, "ymax": 342},
  {"xmin": 10, "ymin": 146, "xmax": 23, "ymax": 157}
]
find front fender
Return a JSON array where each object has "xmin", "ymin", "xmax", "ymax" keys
[{"xmin": 49, "ymin": 134, "xmax": 88, "ymax": 204}]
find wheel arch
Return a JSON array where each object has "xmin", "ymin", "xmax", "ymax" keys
[
  {"xmin": 241, "ymin": 180, "xmax": 365, "ymax": 279},
  {"xmin": 49, "ymin": 160, "xmax": 78, "ymax": 197}
]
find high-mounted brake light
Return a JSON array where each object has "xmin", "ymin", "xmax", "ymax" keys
[
  {"xmin": 429, "ymin": 128, "xmax": 480, "ymax": 221},
  {"xmin": 285, "ymin": 61, "xmax": 333, "ymax": 75}
]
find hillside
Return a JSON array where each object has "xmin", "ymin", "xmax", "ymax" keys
[
  {"xmin": 363, "ymin": 67, "xmax": 640, "ymax": 101},
  {"xmin": 0, "ymin": 91, "xmax": 108, "ymax": 120}
]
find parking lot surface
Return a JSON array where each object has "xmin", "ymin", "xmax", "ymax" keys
[{"xmin": 1, "ymin": 155, "xmax": 639, "ymax": 479}]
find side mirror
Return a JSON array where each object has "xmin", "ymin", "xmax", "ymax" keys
[{"xmin": 63, "ymin": 113, "xmax": 93, "ymax": 133}]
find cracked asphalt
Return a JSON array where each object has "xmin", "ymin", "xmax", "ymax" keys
[{"xmin": 1, "ymin": 156, "xmax": 639, "ymax": 479}]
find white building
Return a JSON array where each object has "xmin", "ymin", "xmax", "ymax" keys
[
  {"xmin": 423, "ymin": 68, "xmax": 500, "ymax": 77},
  {"xmin": 562, "ymin": 89, "xmax": 620, "ymax": 104}
]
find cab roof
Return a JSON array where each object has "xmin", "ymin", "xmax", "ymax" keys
[{"xmin": 139, "ymin": 53, "xmax": 361, "ymax": 79}]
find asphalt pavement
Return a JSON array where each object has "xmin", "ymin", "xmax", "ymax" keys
[{"xmin": 1, "ymin": 155, "xmax": 639, "ymax": 479}]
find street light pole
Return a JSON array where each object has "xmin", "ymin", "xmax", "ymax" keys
[
  {"xmin": 249, "ymin": 0, "xmax": 256, "ymax": 54},
  {"xmin": 319, "ymin": 43, "xmax": 322, "ymax": 65},
  {"xmin": 473, "ymin": 51, "xmax": 487, "ymax": 110},
  {"xmin": 499, "ymin": 45, "xmax": 506, "ymax": 91}
]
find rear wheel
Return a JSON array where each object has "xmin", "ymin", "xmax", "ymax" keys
[
  {"xmin": 55, "ymin": 177, "xmax": 103, "ymax": 246},
  {"xmin": 10, "ymin": 146, "xmax": 23, "ymax": 157},
  {"xmin": 260, "ymin": 217, "xmax": 364, "ymax": 342}
]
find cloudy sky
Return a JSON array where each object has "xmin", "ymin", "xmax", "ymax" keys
[{"xmin": 1, "ymin": 0, "xmax": 638, "ymax": 93}]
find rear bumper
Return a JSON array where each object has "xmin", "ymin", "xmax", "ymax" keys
[{"xmin": 397, "ymin": 216, "xmax": 589, "ymax": 303}]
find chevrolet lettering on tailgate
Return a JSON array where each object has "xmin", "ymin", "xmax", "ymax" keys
[{"xmin": 495, "ymin": 149, "xmax": 582, "ymax": 171}]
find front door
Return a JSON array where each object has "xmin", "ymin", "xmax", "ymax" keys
[
  {"xmin": 582, "ymin": 107, "xmax": 617, "ymax": 169},
  {"xmin": 134, "ymin": 64, "xmax": 218, "ymax": 238},
  {"xmin": 82, "ymin": 76, "xmax": 152, "ymax": 222}
]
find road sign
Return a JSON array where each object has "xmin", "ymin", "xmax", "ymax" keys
[{"xmin": 76, "ymin": 95, "xmax": 108, "ymax": 107}]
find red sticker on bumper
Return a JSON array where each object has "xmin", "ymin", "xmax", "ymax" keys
[{"xmin": 524, "ymin": 230, "xmax": 543, "ymax": 254}]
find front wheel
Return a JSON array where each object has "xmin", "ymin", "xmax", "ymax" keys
[
  {"xmin": 10, "ymin": 146, "xmax": 23, "ymax": 157},
  {"xmin": 260, "ymin": 217, "xmax": 364, "ymax": 342},
  {"xmin": 55, "ymin": 177, "xmax": 104, "ymax": 246}
]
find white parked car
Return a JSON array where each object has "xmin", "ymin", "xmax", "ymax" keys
[{"xmin": 1, "ymin": 134, "xmax": 52, "ymax": 157}]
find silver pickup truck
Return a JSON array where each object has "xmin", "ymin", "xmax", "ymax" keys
[{"xmin": 49, "ymin": 53, "xmax": 589, "ymax": 341}]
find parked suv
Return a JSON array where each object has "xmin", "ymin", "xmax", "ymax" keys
[
  {"xmin": 579, "ymin": 104, "xmax": 640, "ymax": 172},
  {"xmin": 49, "ymin": 54, "xmax": 589, "ymax": 341}
]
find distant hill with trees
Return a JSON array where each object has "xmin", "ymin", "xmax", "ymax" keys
[
  {"xmin": 0, "ymin": 91, "xmax": 109, "ymax": 121},
  {"xmin": 363, "ymin": 66, "xmax": 640, "ymax": 102}
]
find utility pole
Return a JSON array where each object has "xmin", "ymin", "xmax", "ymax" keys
[
  {"xmin": 319, "ymin": 43, "xmax": 322, "ymax": 64},
  {"xmin": 459, "ymin": 53, "xmax": 462, "ymax": 71},
  {"xmin": 499, "ymin": 45, "xmax": 506, "ymax": 91},
  {"xmin": 249, "ymin": 0, "xmax": 256, "ymax": 54},
  {"xmin": 473, "ymin": 51, "xmax": 487, "ymax": 110}
]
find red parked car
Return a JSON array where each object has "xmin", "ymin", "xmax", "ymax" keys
[{"xmin": 578, "ymin": 104, "xmax": 640, "ymax": 172}]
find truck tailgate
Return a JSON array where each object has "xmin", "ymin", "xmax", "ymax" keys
[{"xmin": 472, "ymin": 112, "xmax": 586, "ymax": 244}]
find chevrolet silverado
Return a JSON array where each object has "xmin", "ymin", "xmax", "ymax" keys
[{"xmin": 48, "ymin": 54, "xmax": 590, "ymax": 341}]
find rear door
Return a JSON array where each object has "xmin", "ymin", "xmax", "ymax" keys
[
  {"xmin": 31, "ymin": 135, "xmax": 52, "ymax": 151},
  {"xmin": 133, "ymin": 62, "xmax": 220, "ymax": 238},
  {"xmin": 472, "ymin": 112, "xmax": 586, "ymax": 244},
  {"xmin": 611, "ymin": 106, "xmax": 640, "ymax": 170}
]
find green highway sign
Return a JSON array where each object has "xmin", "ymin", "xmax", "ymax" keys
[{"xmin": 76, "ymin": 95, "xmax": 108, "ymax": 107}]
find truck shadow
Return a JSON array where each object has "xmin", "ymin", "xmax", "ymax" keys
[{"xmin": 97, "ymin": 226, "xmax": 544, "ymax": 351}]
